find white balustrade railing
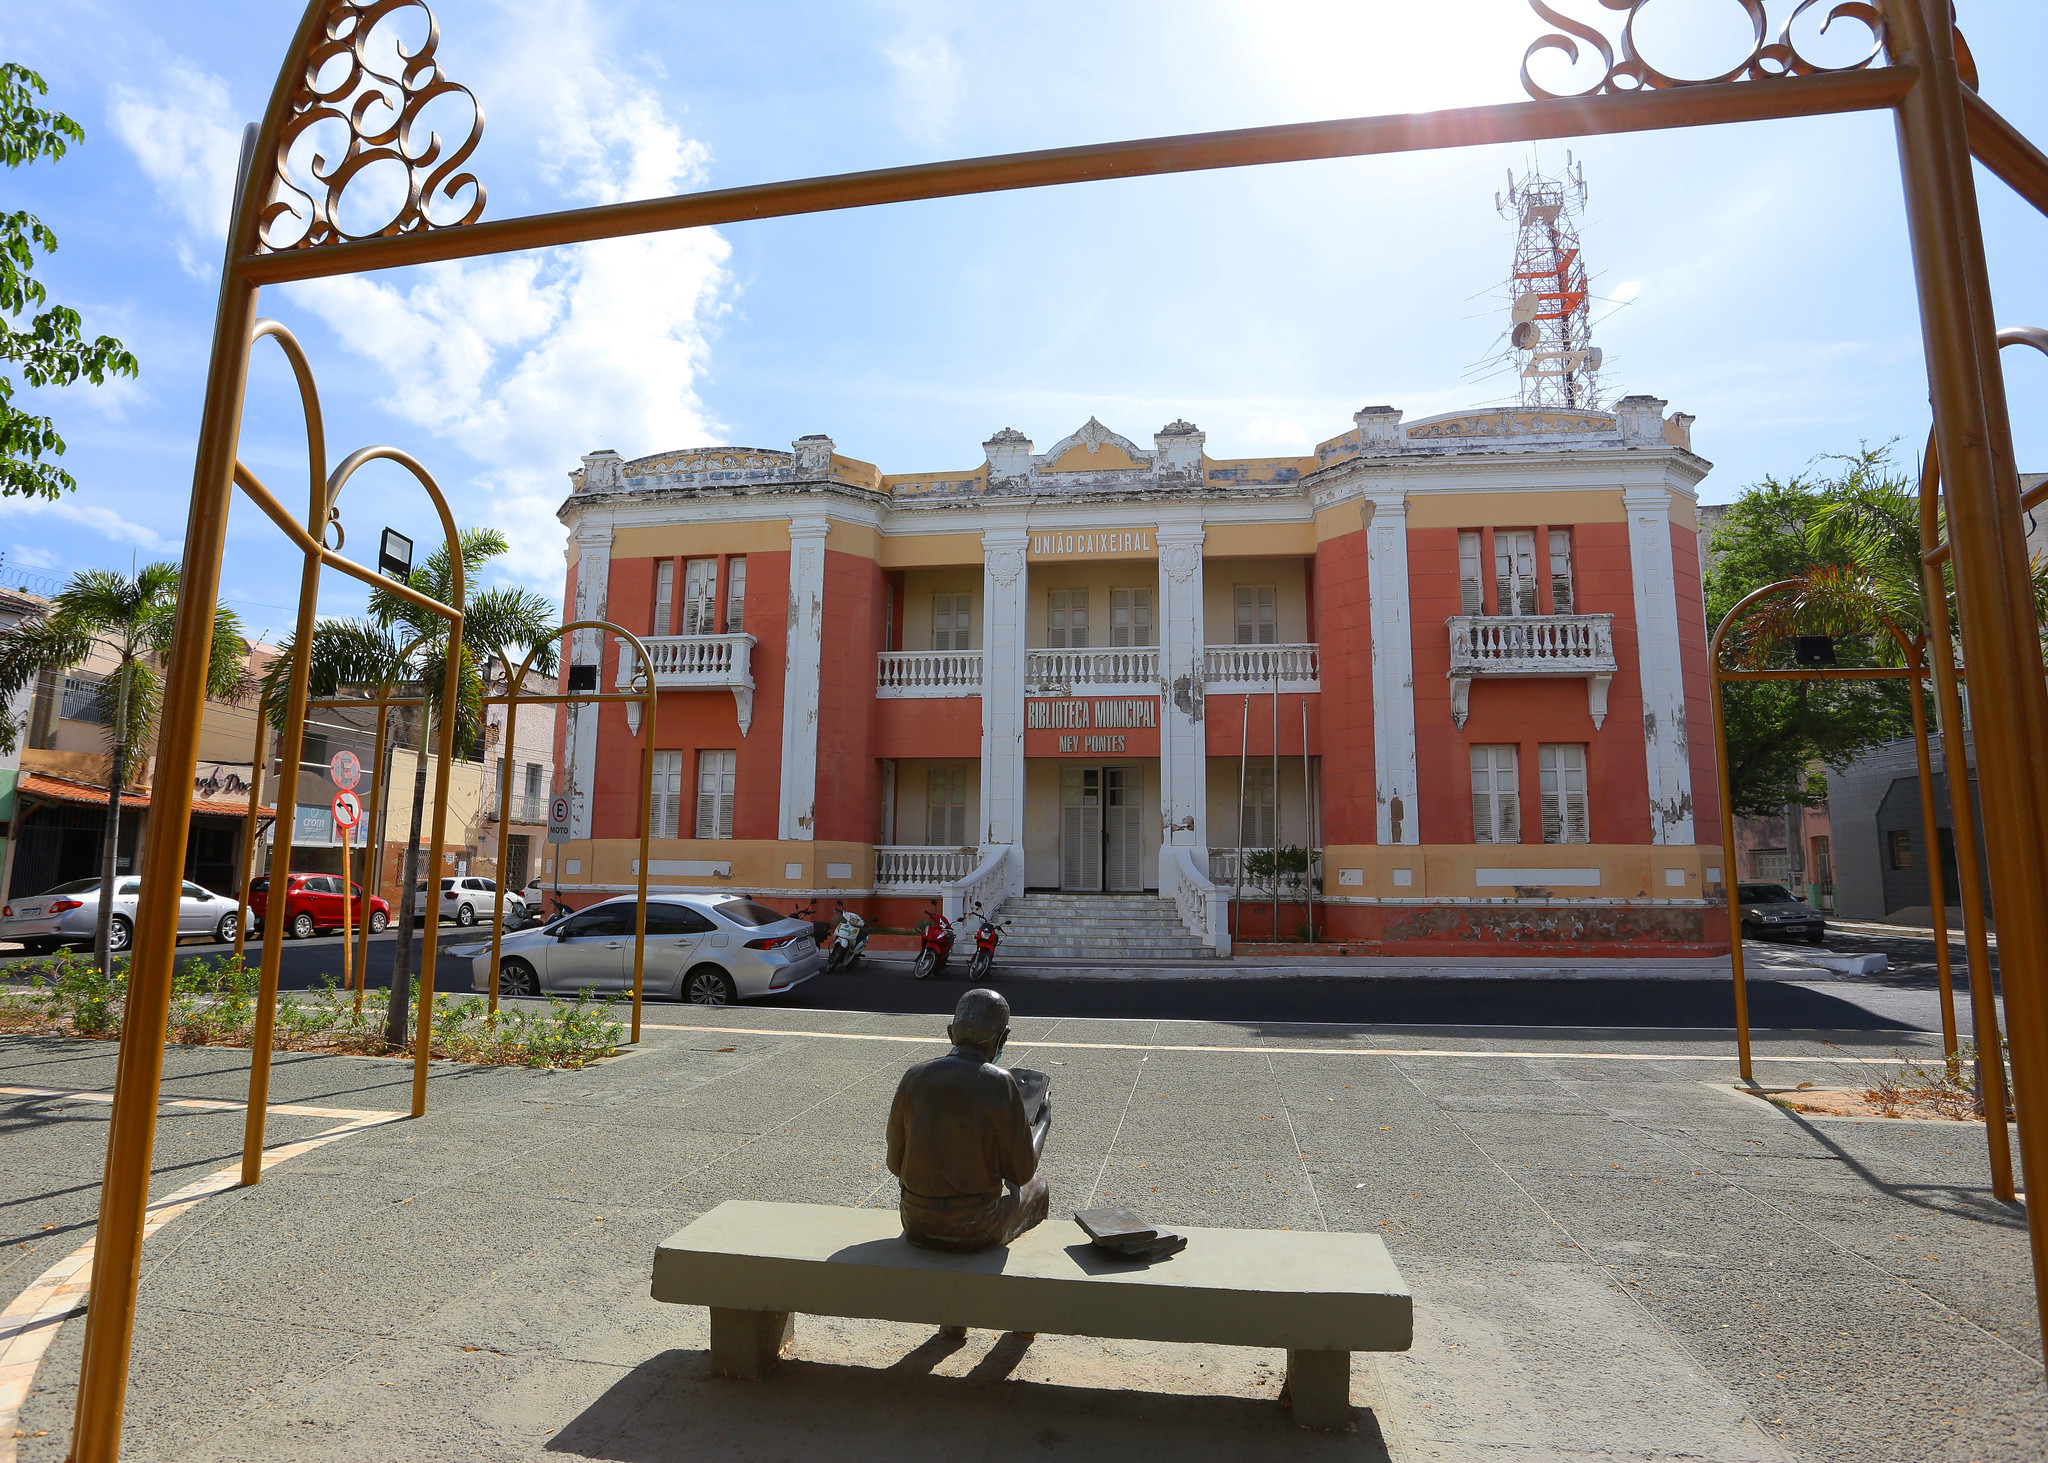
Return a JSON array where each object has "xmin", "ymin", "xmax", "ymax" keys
[
  {"xmin": 875, "ymin": 846, "xmax": 978, "ymax": 887},
  {"xmin": 1025, "ymin": 647, "xmax": 1159, "ymax": 690},
  {"xmin": 1203, "ymin": 643, "xmax": 1320, "ymax": 689},
  {"xmin": 622, "ymin": 632, "xmax": 756, "ymax": 686},
  {"xmin": 621, "ymin": 633, "xmax": 757, "ymax": 735},
  {"xmin": 1209, "ymin": 846, "xmax": 1323, "ymax": 893},
  {"xmin": 876, "ymin": 650, "xmax": 983, "ymax": 697},
  {"xmin": 943, "ymin": 845, "xmax": 1014, "ymax": 923},
  {"xmin": 1171, "ymin": 845, "xmax": 1231, "ymax": 956},
  {"xmin": 1447, "ymin": 614, "xmax": 1616, "ymax": 675}
]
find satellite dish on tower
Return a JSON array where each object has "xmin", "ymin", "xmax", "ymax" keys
[
  {"xmin": 1584, "ymin": 347, "xmax": 1604, "ymax": 372},
  {"xmin": 1511, "ymin": 320, "xmax": 1538, "ymax": 350},
  {"xmin": 1512, "ymin": 292, "xmax": 1540, "ymax": 325}
]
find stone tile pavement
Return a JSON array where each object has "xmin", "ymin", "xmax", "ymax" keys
[{"xmin": 0, "ymin": 1011, "xmax": 2039, "ymax": 1463}]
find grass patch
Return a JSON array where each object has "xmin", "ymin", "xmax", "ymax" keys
[
  {"xmin": 1749, "ymin": 1040, "xmax": 2014, "ymax": 1122},
  {"xmin": 0, "ymin": 949, "xmax": 623, "ymax": 1069}
]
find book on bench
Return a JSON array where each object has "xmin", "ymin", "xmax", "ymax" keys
[{"xmin": 1074, "ymin": 1206, "xmax": 1188, "ymax": 1261}]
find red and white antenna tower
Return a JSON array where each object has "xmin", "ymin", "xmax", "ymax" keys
[{"xmin": 1497, "ymin": 154, "xmax": 1602, "ymax": 410}]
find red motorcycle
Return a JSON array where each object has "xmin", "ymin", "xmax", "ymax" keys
[
  {"xmin": 965, "ymin": 901, "xmax": 1006, "ymax": 983},
  {"xmin": 912, "ymin": 900, "xmax": 956, "ymax": 980}
]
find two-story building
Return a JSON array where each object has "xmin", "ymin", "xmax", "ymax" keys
[{"xmin": 548, "ymin": 394, "xmax": 1725, "ymax": 957}]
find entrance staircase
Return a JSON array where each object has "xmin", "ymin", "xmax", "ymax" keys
[{"xmin": 985, "ymin": 892, "xmax": 1219, "ymax": 962}]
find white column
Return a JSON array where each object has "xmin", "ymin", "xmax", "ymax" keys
[
  {"xmin": 1365, "ymin": 492, "xmax": 1418, "ymax": 845},
  {"xmin": 979, "ymin": 527, "xmax": 1029, "ymax": 873},
  {"xmin": 1625, "ymin": 485, "xmax": 1695, "ymax": 844},
  {"xmin": 565, "ymin": 524, "xmax": 612, "ymax": 839},
  {"xmin": 778, "ymin": 516, "xmax": 830, "ymax": 841},
  {"xmin": 1156, "ymin": 521, "xmax": 1207, "ymax": 875}
]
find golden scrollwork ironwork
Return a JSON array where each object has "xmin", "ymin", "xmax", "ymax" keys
[
  {"xmin": 260, "ymin": 0, "xmax": 484, "ymax": 251},
  {"xmin": 1521, "ymin": 1, "xmax": 1887, "ymax": 99}
]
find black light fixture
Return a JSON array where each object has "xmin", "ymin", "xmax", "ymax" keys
[
  {"xmin": 378, "ymin": 528, "xmax": 414, "ymax": 579},
  {"xmin": 1792, "ymin": 635, "xmax": 1837, "ymax": 667},
  {"xmin": 566, "ymin": 664, "xmax": 598, "ymax": 692}
]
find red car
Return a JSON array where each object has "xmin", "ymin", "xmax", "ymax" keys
[{"xmin": 249, "ymin": 874, "xmax": 391, "ymax": 940}]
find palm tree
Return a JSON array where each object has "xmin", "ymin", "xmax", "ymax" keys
[
  {"xmin": 262, "ymin": 527, "xmax": 555, "ymax": 1048},
  {"xmin": 0, "ymin": 564, "xmax": 248, "ymax": 966}
]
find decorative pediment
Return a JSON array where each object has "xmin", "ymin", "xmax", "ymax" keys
[{"xmin": 1038, "ymin": 417, "xmax": 1152, "ymax": 472}]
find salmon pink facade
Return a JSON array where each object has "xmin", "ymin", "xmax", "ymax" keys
[{"xmin": 551, "ymin": 397, "xmax": 1726, "ymax": 957}]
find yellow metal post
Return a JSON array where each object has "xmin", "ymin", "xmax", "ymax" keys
[
  {"xmin": 1886, "ymin": 0, "xmax": 2048, "ymax": 1338},
  {"xmin": 1708, "ymin": 649, "xmax": 1752, "ymax": 1084},
  {"xmin": 355, "ymin": 701, "xmax": 390, "ymax": 1010},
  {"xmin": 1903, "ymin": 645, "xmax": 1959, "ymax": 1058},
  {"xmin": 232, "ymin": 703, "xmax": 266, "ymax": 964}
]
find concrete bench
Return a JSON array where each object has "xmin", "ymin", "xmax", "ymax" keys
[{"xmin": 650, "ymin": 1200, "xmax": 1413, "ymax": 1429}]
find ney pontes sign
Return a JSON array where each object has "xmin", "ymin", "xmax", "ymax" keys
[{"xmin": 1023, "ymin": 697, "xmax": 1161, "ymax": 756}]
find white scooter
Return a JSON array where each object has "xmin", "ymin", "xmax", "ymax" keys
[{"xmin": 825, "ymin": 902, "xmax": 869, "ymax": 972}]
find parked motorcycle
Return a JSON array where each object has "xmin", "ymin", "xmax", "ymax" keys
[
  {"xmin": 912, "ymin": 900, "xmax": 956, "ymax": 980},
  {"xmin": 965, "ymin": 901, "xmax": 1006, "ymax": 983},
  {"xmin": 792, "ymin": 898, "xmax": 833, "ymax": 946},
  {"xmin": 825, "ymin": 901, "xmax": 869, "ymax": 972}
]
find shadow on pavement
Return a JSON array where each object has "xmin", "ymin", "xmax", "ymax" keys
[
  {"xmin": 770, "ymin": 972, "xmax": 1917, "ymax": 1032},
  {"xmin": 544, "ymin": 1348, "xmax": 1392, "ymax": 1461}
]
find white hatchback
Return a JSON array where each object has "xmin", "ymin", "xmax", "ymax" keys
[{"xmin": 413, "ymin": 876, "xmax": 526, "ymax": 928}]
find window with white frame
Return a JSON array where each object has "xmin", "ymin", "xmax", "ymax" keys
[
  {"xmin": 1110, "ymin": 588, "xmax": 1153, "ymax": 647},
  {"xmin": 932, "ymin": 592, "xmax": 972, "ymax": 651},
  {"xmin": 1239, "ymin": 763, "xmax": 1277, "ymax": 849},
  {"xmin": 725, "ymin": 557, "xmax": 747, "ymax": 633},
  {"xmin": 653, "ymin": 559, "xmax": 674, "ymax": 636},
  {"xmin": 1234, "ymin": 584, "xmax": 1277, "ymax": 644},
  {"xmin": 1048, "ymin": 589, "xmax": 1088, "ymax": 648},
  {"xmin": 927, "ymin": 764, "xmax": 969, "ymax": 845},
  {"xmin": 695, "ymin": 749, "xmax": 736, "ymax": 839},
  {"xmin": 1547, "ymin": 528, "xmax": 1575, "ymax": 614},
  {"xmin": 682, "ymin": 558, "xmax": 717, "ymax": 635},
  {"xmin": 1539, "ymin": 743, "xmax": 1590, "ymax": 843},
  {"xmin": 1495, "ymin": 530, "xmax": 1538, "ymax": 616},
  {"xmin": 1471, "ymin": 745, "xmax": 1521, "ymax": 844},
  {"xmin": 1458, "ymin": 532, "xmax": 1484, "ymax": 615},
  {"xmin": 649, "ymin": 750, "xmax": 684, "ymax": 839}
]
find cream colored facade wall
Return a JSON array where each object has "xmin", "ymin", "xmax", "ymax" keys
[
  {"xmin": 1201, "ymin": 558, "xmax": 1311, "ymax": 646},
  {"xmin": 1023, "ymin": 563, "xmax": 1162, "ymax": 647},
  {"xmin": 890, "ymin": 757, "xmax": 982, "ymax": 848},
  {"xmin": 1203, "ymin": 523, "xmax": 1316, "ymax": 558},
  {"xmin": 539, "ymin": 838, "xmax": 874, "ymax": 895},
  {"xmin": 878, "ymin": 533, "xmax": 983, "ymax": 568},
  {"xmin": 1315, "ymin": 843, "xmax": 1717, "ymax": 901},
  {"xmin": 1203, "ymin": 757, "xmax": 1314, "ymax": 850},
  {"xmin": 900, "ymin": 568, "xmax": 983, "ymax": 650},
  {"xmin": 1401, "ymin": 489, "xmax": 1629, "ymax": 529}
]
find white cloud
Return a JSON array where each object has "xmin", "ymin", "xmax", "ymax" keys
[
  {"xmin": 1610, "ymin": 280, "xmax": 1643, "ymax": 304},
  {"xmin": 883, "ymin": 30, "xmax": 962, "ymax": 146},
  {"xmin": 109, "ymin": 63, "xmax": 242, "ymax": 279},
  {"xmin": 0, "ymin": 497, "xmax": 172, "ymax": 553},
  {"xmin": 110, "ymin": 15, "xmax": 731, "ymax": 591},
  {"xmin": 7, "ymin": 545, "xmax": 61, "ymax": 571}
]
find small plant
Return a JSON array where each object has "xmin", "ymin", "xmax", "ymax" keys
[
  {"xmin": 1, "ymin": 954, "xmax": 622, "ymax": 1068},
  {"xmin": 1242, "ymin": 845, "xmax": 1312, "ymax": 895}
]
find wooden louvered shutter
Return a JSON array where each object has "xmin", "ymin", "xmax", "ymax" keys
[
  {"xmin": 1540, "ymin": 744, "xmax": 1589, "ymax": 844},
  {"xmin": 1459, "ymin": 532, "xmax": 1484, "ymax": 615},
  {"xmin": 1547, "ymin": 528, "xmax": 1574, "ymax": 614}
]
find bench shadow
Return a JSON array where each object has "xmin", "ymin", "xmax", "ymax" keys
[{"xmin": 545, "ymin": 1348, "xmax": 1391, "ymax": 1462}]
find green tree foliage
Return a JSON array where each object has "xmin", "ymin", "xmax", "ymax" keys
[
  {"xmin": 261, "ymin": 528, "xmax": 557, "ymax": 1046},
  {"xmin": 0, "ymin": 564, "xmax": 248, "ymax": 965},
  {"xmin": 1703, "ymin": 448, "xmax": 1917, "ymax": 821},
  {"xmin": 1, "ymin": 64, "xmax": 139, "ymax": 499}
]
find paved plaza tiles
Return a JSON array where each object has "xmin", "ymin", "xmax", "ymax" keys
[{"xmin": 0, "ymin": 1010, "xmax": 2040, "ymax": 1462}]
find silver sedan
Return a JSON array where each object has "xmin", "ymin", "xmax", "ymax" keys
[
  {"xmin": 2, "ymin": 877, "xmax": 243, "ymax": 953},
  {"xmin": 464, "ymin": 893, "xmax": 820, "ymax": 1005}
]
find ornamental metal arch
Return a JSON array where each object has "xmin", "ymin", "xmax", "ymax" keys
[
  {"xmin": 71, "ymin": 2, "xmax": 2048, "ymax": 1456},
  {"xmin": 482, "ymin": 620, "xmax": 658, "ymax": 1039}
]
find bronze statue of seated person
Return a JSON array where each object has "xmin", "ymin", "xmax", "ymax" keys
[{"xmin": 887, "ymin": 988, "xmax": 1051, "ymax": 1253}]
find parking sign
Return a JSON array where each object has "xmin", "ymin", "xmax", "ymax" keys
[{"xmin": 548, "ymin": 794, "xmax": 571, "ymax": 844}]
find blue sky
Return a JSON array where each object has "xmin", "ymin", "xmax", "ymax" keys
[{"xmin": 2, "ymin": 0, "xmax": 2045, "ymax": 639}]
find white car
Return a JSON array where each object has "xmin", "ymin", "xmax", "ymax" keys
[
  {"xmin": 413, "ymin": 876, "xmax": 526, "ymax": 928},
  {"xmin": 467, "ymin": 893, "xmax": 821, "ymax": 1005},
  {"xmin": 3, "ymin": 877, "xmax": 243, "ymax": 953}
]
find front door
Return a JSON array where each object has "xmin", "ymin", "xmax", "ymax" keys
[
  {"xmin": 1061, "ymin": 766, "xmax": 1145, "ymax": 892},
  {"xmin": 1060, "ymin": 767, "xmax": 1103, "ymax": 892},
  {"xmin": 1105, "ymin": 766, "xmax": 1145, "ymax": 891}
]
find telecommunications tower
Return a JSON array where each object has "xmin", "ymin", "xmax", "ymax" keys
[{"xmin": 1497, "ymin": 154, "xmax": 1602, "ymax": 410}]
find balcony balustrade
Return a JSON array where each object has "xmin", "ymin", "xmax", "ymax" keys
[
  {"xmin": 876, "ymin": 650, "xmax": 983, "ymax": 698},
  {"xmin": 1203, "ymin": 643, "xmax": 1320, "ymax": 692},
  {"xmin": 1024, "ymin": 647, "xmax": 1159, "ymax": 693},
  {"xmin": 622, "ymin": 632, "xmax": 755, "ymax": 735},
  {"xmin": 875, "ymin": 846, "xmax": 979, "ymax": 887},
  {"xmin": 1445, "ymin": 613, "xmax": 1617, "ymax": 729},
  {"xmin": 484, "ymin": 792, "xmax": 550, "ymax": 825}
]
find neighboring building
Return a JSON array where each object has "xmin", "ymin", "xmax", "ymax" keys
[
  {"xmin": 0, "ymin": 586, "xmax": 49, "ymax": 888},
  {"xmin": 2, "ymin": 634, "xmax": 275, "ymax": 901},
  {"xmin": 475, "ymin": 664, "xmax": 559, "ymax": 891},
  {"xmin": 546, "ymin": 392, "xmax": 1726, "ymax": 957}
]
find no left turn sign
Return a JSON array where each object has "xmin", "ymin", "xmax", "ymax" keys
[{"xmin": 331, "ymin": 790, "xmax": 363, "ymax": 830}]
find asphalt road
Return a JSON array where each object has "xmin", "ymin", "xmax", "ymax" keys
[{"xmin": 0, "ymin": 920, "xmax": 1988, "ymax": 1032}]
